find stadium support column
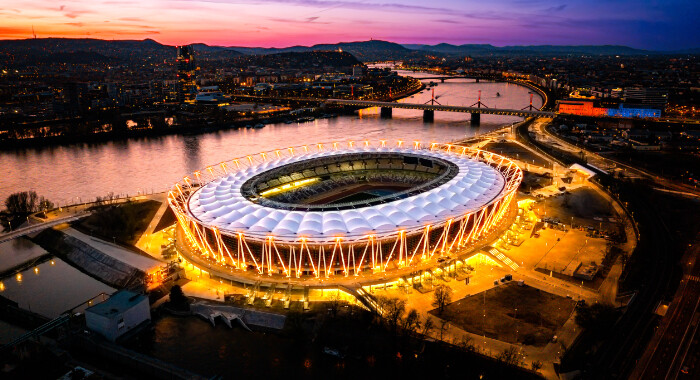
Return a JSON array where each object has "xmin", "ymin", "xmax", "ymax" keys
[
  {"xmin": 423, "ymin": 110, "xmax": 434, "ymax": 122},
  {"xmin": 471, "ymin": 113, "xmax": 480, "ymax": 126},
  {"xmin": 380, "ymin": 107, "xmax": 393, "ymax": 118}
]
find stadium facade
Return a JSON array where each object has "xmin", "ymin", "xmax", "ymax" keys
[{"xmin": 168, "ymin": 140, "xmax": 522, "ymax": 285}]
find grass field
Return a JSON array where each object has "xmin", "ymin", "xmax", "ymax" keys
[
  {"xmin": 78, "ymin": 200, "xmax": 161, "ymax": 246},
  {"xmin": 433, "ymin": 283, "xmax": 576, "ymax": 346}
]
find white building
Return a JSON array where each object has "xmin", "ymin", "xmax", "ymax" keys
[{"xmin": 85, "ymin": 290, "xmax": 150, "ymax": 342}]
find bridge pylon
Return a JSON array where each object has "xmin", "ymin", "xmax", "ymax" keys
[
  {"xmin": 470, "ymin": 113, "xmax": 480, "ymax": 126},
  {"xmin": 424, "ymin": 88, "xmax": 442, "ymax": 106},
  {"xmin": 521, "ymin": 93, "xmax": 536, "ymax": 111},
  {"xmin": 468, "ymin": 90, "xmax": 488, "ymax": 126},
  {"xmin": 469, "ymin": 90, "xmax": 489, "ymax": 109}
]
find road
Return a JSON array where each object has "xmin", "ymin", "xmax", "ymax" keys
[
  {"xmin": 631, "ymin": 246, "xmax": 700, "ymax": 380},
  {"xmin": 0, "ymin": 212, "xmax": 91, "ymax": 244},
  {"xmin": 536, "ymin": 122, "xmax": 700, "ymax": 197},
  {"xmin": 524, "ymin": 117, "xmax": 694, "ymax": 379}
]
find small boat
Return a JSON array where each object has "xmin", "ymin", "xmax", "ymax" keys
[
  {"xmin": 496, "ymin": 92, "xmax": 501, "ymax": 97},
  {"xmin": 245, "ymin": 124, "xmax": 253, "ymax": 129},
  {"xmin": 285, "ymin": 120, "xmax": 293, "ymax": 124},
  {"xmin": 253, "ymin": 123, "xmax": 265, "ymax": 129}
]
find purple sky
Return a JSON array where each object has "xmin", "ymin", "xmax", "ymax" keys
[{"xmin": 0, "ymin": 0, "xmax": 697, "ymax": 49}]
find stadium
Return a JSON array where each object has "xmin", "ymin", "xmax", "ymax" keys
[{"xmin": 168, "ymin": 140, "xmax": 522, "ymax": 286}]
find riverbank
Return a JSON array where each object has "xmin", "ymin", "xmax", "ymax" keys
[{"xmin": 0, "ymin": 109, "xmax": 332, "ymax": 151}]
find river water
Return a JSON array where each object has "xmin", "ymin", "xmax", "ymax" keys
[
  {"xmin": 0, "ymin": 74, "xmax": 540, "ymax": 317},
  {"xmin": 0, "ymin": 74, "xmax": 541, "ymax": 207}
]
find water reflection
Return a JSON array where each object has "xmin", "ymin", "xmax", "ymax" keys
[
  {"xmin": 0, "ymin": 77, "xmax": 541, "ymax": 206},
  {"xmin": 183, "ymin": 135, "xmax": 203, "ymax": 175},
  {"xmin": 0, "ymin": 257, "xmax": 114, "ymax": 318},
  {"xmin": 0, "ymin": 237, "xmax": 49, "ymax": 273}
]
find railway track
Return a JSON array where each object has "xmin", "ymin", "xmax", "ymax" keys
[{"xmin": 590, "ymin": 188, "xmax": 677, "ymax": 378}]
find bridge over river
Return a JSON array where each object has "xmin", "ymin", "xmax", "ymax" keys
[{"xmin": 324, "ymin": 99, "xmax": 555, "ymax": 124}]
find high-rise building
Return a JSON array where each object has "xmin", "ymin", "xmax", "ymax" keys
[{"xmin": 176, "ymin": 45, "xmax": 198, "ymax": 103}]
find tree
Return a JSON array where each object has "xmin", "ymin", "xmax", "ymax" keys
[
  {"xmin": 438, "ymin": 318, "xmax": 450, "ymax": 341},
  {"xmin": 457, "ymin": 334, "xmax": 475, "ymax": 352},
  {"xmin": 378, "ymin": 296, "xmax": 406, "ymax": 334},
  {"xmin": 432, "ymin": 284, "xmax": 453, "ymax": 314},
  {"xmin": 403, "ymin": 308, "xmax": 421, "ymax": 335},
  {"xmin": 4, "ymin": 191, "xmax": 39, "ymax": 214},
  {"xmin": 574, "ymin": 301, "xmax": 620, "ymax": 337},
  {"xmin": 531, "ymin": 360, "xmax": 543, "ymax": 372},
  {"xmin": 421, "ymin": 316, "xmax": 435, "ymax": 337},
  {"xmin": 169, "ymin": 285, "xmax": 190, "ymax": 311},
  {"xmin": 38, "ymin": 196, "xmax": 54, "ymax": 211},
  {"xmin": 497, "ymin": 346, "xmax": 522, "ymax": 366}
]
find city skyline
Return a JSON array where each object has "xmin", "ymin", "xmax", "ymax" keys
[{"xmin": 0, "ymin": 0, "xmax": 697, "ymax": 50}]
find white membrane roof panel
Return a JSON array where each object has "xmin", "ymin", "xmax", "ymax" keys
[{"xmin": 187, "ymin": 146, "xmax": 506, "ymax": 242}]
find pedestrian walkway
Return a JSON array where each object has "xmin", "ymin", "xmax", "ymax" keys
[
  {"xmin": 485, "ymin": 247, "xmax": 519, "ymax": 270},
  {"xmin": 0, "ymin": 212, "xmax": 91, "ymax": 244},
  {"xmin": 135, "ymin": 193, "xmax": 169, "ymax": 250}
]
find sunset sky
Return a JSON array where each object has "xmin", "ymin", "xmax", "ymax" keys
[{"xmin": 0, "ymin": 0, "xmax": 697, "ymax": 50}]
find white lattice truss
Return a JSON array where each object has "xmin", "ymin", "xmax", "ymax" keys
[{"xmin": 168, "ymin": 140, "xmax": 522, "ymax": 279}]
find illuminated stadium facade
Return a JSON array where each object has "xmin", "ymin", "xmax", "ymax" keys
[{"xmin": 168, "ymin": 140, "xmax": 522, "ymax": 285}]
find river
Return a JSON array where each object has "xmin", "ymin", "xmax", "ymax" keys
[
  {"xmin": 0, "ymin": 73, "xmax": 542, "ymax": 357},
  {"xmin": 0, "ymin": 74, "xmax": 541, "ymax": 315},
  {"xmin": 0, "ymin": 74, "xmax": 541, "ymax": 207}
]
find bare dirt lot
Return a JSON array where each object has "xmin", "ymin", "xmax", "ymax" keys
[
  {"xmin": 535, "ymin": 187, "xmax": 619, "ymax": 231},
  {"xmin": 432, "ymin": 283, "xmax": 577, "ymax": 346}
]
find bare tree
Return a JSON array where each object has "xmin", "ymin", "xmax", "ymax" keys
[
  {"xmin": 403, "ymin": 308, "xmax": 421, "ymax": 336},
  {"xmin": 438, "ymin": 318, "xmax": 450, "ymax": 341},
  {"xmin": 38, "ymin": 197, "xmax": 53, "ymax": 211},
  {"xmin": 531, "ymin": 360, "xmax": 543, "ymax": 372},
  {"xmin": 377, "ymin": 296, "xmax": 406, "ymax": 334},
  {"xmin": 432, "ymin": 284, "xmax": 453, "ymax": 314},
  {"xmin": 497, "ymin": 346, "xmax": 522, "ymax": 366},
  {"xmin": 421, "ymin": 316, "xmax": 435, "ymax": 337},
  {"xmin": 457, "ymin": 334, "xmax": 475, "ymax": 352}
]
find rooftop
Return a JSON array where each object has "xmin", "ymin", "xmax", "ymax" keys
[{"xmin": 86, "ymin": 290, "xmax": 146, "ymax": 318}]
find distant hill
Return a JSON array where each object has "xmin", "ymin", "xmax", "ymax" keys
[
  {"xmin": 229, "ymin": 40, "xmax": 418, "ymax": 61},
  {"xmin": 403, "ymin": 43, "xmax": 497, "ymax": 55},
  {"xmin": 188, "ymin": 43, "xmax": 243, "ymax": 60},
  {"xmin": 0, "ymin": 38, "xmax": 241, "ymax": 66},
  {"xmin": 0, "ymin": 38, "xmax": 693, "ymax": 68},
  {"xmin": 402, "ymin": 43, "xmax": 656, "ymax": 56},
  {"xmin": 236, "ymin": 51, "xmax": 363, "ymax": 70},
  {"xmin": 225, "ymin": 40, "xmax": 693, "ymax": 60},
  {"xmin": 0, "ymin": 38, "xmax": 173, "ymax": 64}
]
